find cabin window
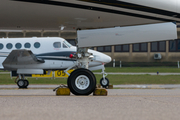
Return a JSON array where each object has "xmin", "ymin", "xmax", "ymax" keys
[
  {"xmin": 34, "ymin": 42, "xmax": 40, "ymax": 48},
  {"xmin": 15, "ymin": 43, "xmax": 22, "ymax": 49},
  {"xmin": 53, "ymin": 42, "xmax": 61, "ymax": 48},
  {"xmin": 6, "ymin": 43, "xmax": 13, "ymax": 49},
  {"xmin": 24, "ymin": 43, "xmax": 31, "ymax": 48},
  {"xmin": 0, "ymin": 43, "xmax": 3, "ymax": 50}
]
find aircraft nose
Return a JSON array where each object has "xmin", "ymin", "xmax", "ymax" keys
[{"xmin": 102, "ymin": 54, "xmax": 112, "ymax": 64}]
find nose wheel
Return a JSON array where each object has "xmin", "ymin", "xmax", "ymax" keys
[{"xmin": 100, "ymin": 77, "xmax": 109, "ymax": 88}]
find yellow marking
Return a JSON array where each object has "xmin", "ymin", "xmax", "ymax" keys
[
  {"xmin": 55, "ymin": 70, "xmax": 74, "ymax": 78},
  {"xmin": 32, "ymin": 71, "xmax": 53, "ymax": 77}
]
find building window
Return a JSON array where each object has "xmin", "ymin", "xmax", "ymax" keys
[
  {"xmin": 159, "ymin": 41, "xmax": 166, "ymax": 51},
  {"xmin": 169, "ymin": 39, "xmax": 180, "ymax": 52},
  {"xmin": 97, "ymin": 46, "xmax": 103, "ymax": 52},
  {"xmin": 15, "ymin": 43, "xmax": 22, "ymax": 49},
  {"xmin": 89, "ymin": 47, "xmax": 94, "ymax": 50},
  {"xmin": 6, "ymin": 43, "xmax": 13, "ymax": 49},
  {"xmin": 24, "ymin": 43, "xmax": 31, "ymax": 48},
  {"xmin": 151, "ymin": 42, "xmax": 157, "ymax": 51},
  {"xmin": 114, "ymin": 45, "xmax": 129, "ymax": 52},
  {"xmin": 104, "ymin": 46, "xmax": 111, "ymax": 52},
  {"xmin": 133, "ymin": 43, "xmax": 147, "ymax": 52},
  {"xmin": 151, "ymin": 41, "xmax": 166, "ymax": 52},
  {"xmin": 97, "ymin": 46, "xmax": 111, "ymax": 52},
  {"xmin": 34, "ymin": 42, "xmax": 40, "ymax": 48},
  {"xmin": 0, "ymin": 43, "xmax": 4, "ymax": 50}
]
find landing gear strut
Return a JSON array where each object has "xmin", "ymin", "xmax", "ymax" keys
[
  {"xmin": 100, "ymin": 65, "xmax": 109, "ymax": 88},
  {"xmin": 65, "ymin": 41, "xmax": 109, "ymax": 95}
]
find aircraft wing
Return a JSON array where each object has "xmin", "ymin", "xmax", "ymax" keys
[{"xmin": 2, "ymin": 50, "xmax": 44, "ymax": 69}]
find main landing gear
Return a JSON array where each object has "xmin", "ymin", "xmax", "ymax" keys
[
  {"xmin": 15, "ymin": 75, "xmax": 29, "ymax": 88},
  {"xmin": 17, "ymin": 79, "xmax": 29, "ymax": 88},
  {"xmin": 100, "ymin": 65, "xmax": 109, "ymax": 88},
  {"xmin": 65, "ymin": 46, "xmax": 110, "ymax": 95}
]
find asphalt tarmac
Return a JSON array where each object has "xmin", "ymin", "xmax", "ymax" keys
[{"xmin": 1, "ymin": 89, "xmax": 180, "ymax": 120}]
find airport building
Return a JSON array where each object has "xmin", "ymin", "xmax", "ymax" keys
[{"xmin": 0, "ymin": 28, "xmax": 180, "ymax": 63}]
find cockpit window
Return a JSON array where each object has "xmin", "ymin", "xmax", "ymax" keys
[
  {"xmin": 53, "ymin": 42, "xmax": 61, "ymax": 48},
  {"xmin": 63, "ymin": 41, "xmax": 72, "ymax": 48},
  {"xmin": 63, "ymin": 43, "xmax": 68, "ymax": 48}
]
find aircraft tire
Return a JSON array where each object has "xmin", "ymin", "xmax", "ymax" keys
[
  {"xmin": 100, "ymin": 77, "xmax": 109, "ymax": 88},
  {"xmin": 24, "ymin": 80, "xmax": 29, "ymax": 88},
  {"xmin": 67, "ymin": 68, "xmax": 96, "ymax": 95},
  {"xmin": 17, "ymin": 79, "xmax": 25, "ymax": 88}
]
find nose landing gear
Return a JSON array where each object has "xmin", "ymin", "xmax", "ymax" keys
[
  {"xmin": 100, "ymin": 77, "xmax": 109, "ymax": 88},
  {"xmin": 100, "ymin": 65, "xmax": 109, "ymax": 88}
]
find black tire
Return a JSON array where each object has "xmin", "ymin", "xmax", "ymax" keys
[
  {"xmin": 24, "ymin": 80, "xmax": 29, "ymax": 88},
  {"xmin": 100, "ymin": 77, "xmax": 109, "ymax": 88},
  {"xmin": 17, "ymin": 79, "xmax": 25, "ymax": 88},
  {"xmin": 67, "ymin": 68, "xmax": 96, "ymax": 95}
]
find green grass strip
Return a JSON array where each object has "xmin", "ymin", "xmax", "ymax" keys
[
  {"xmin": 94, "ymin": 67, "xmax": 180, "ymax": 73},
  {"xmin": 1, "ymin": 74, "xmax": 180, "ymax": 85}
]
